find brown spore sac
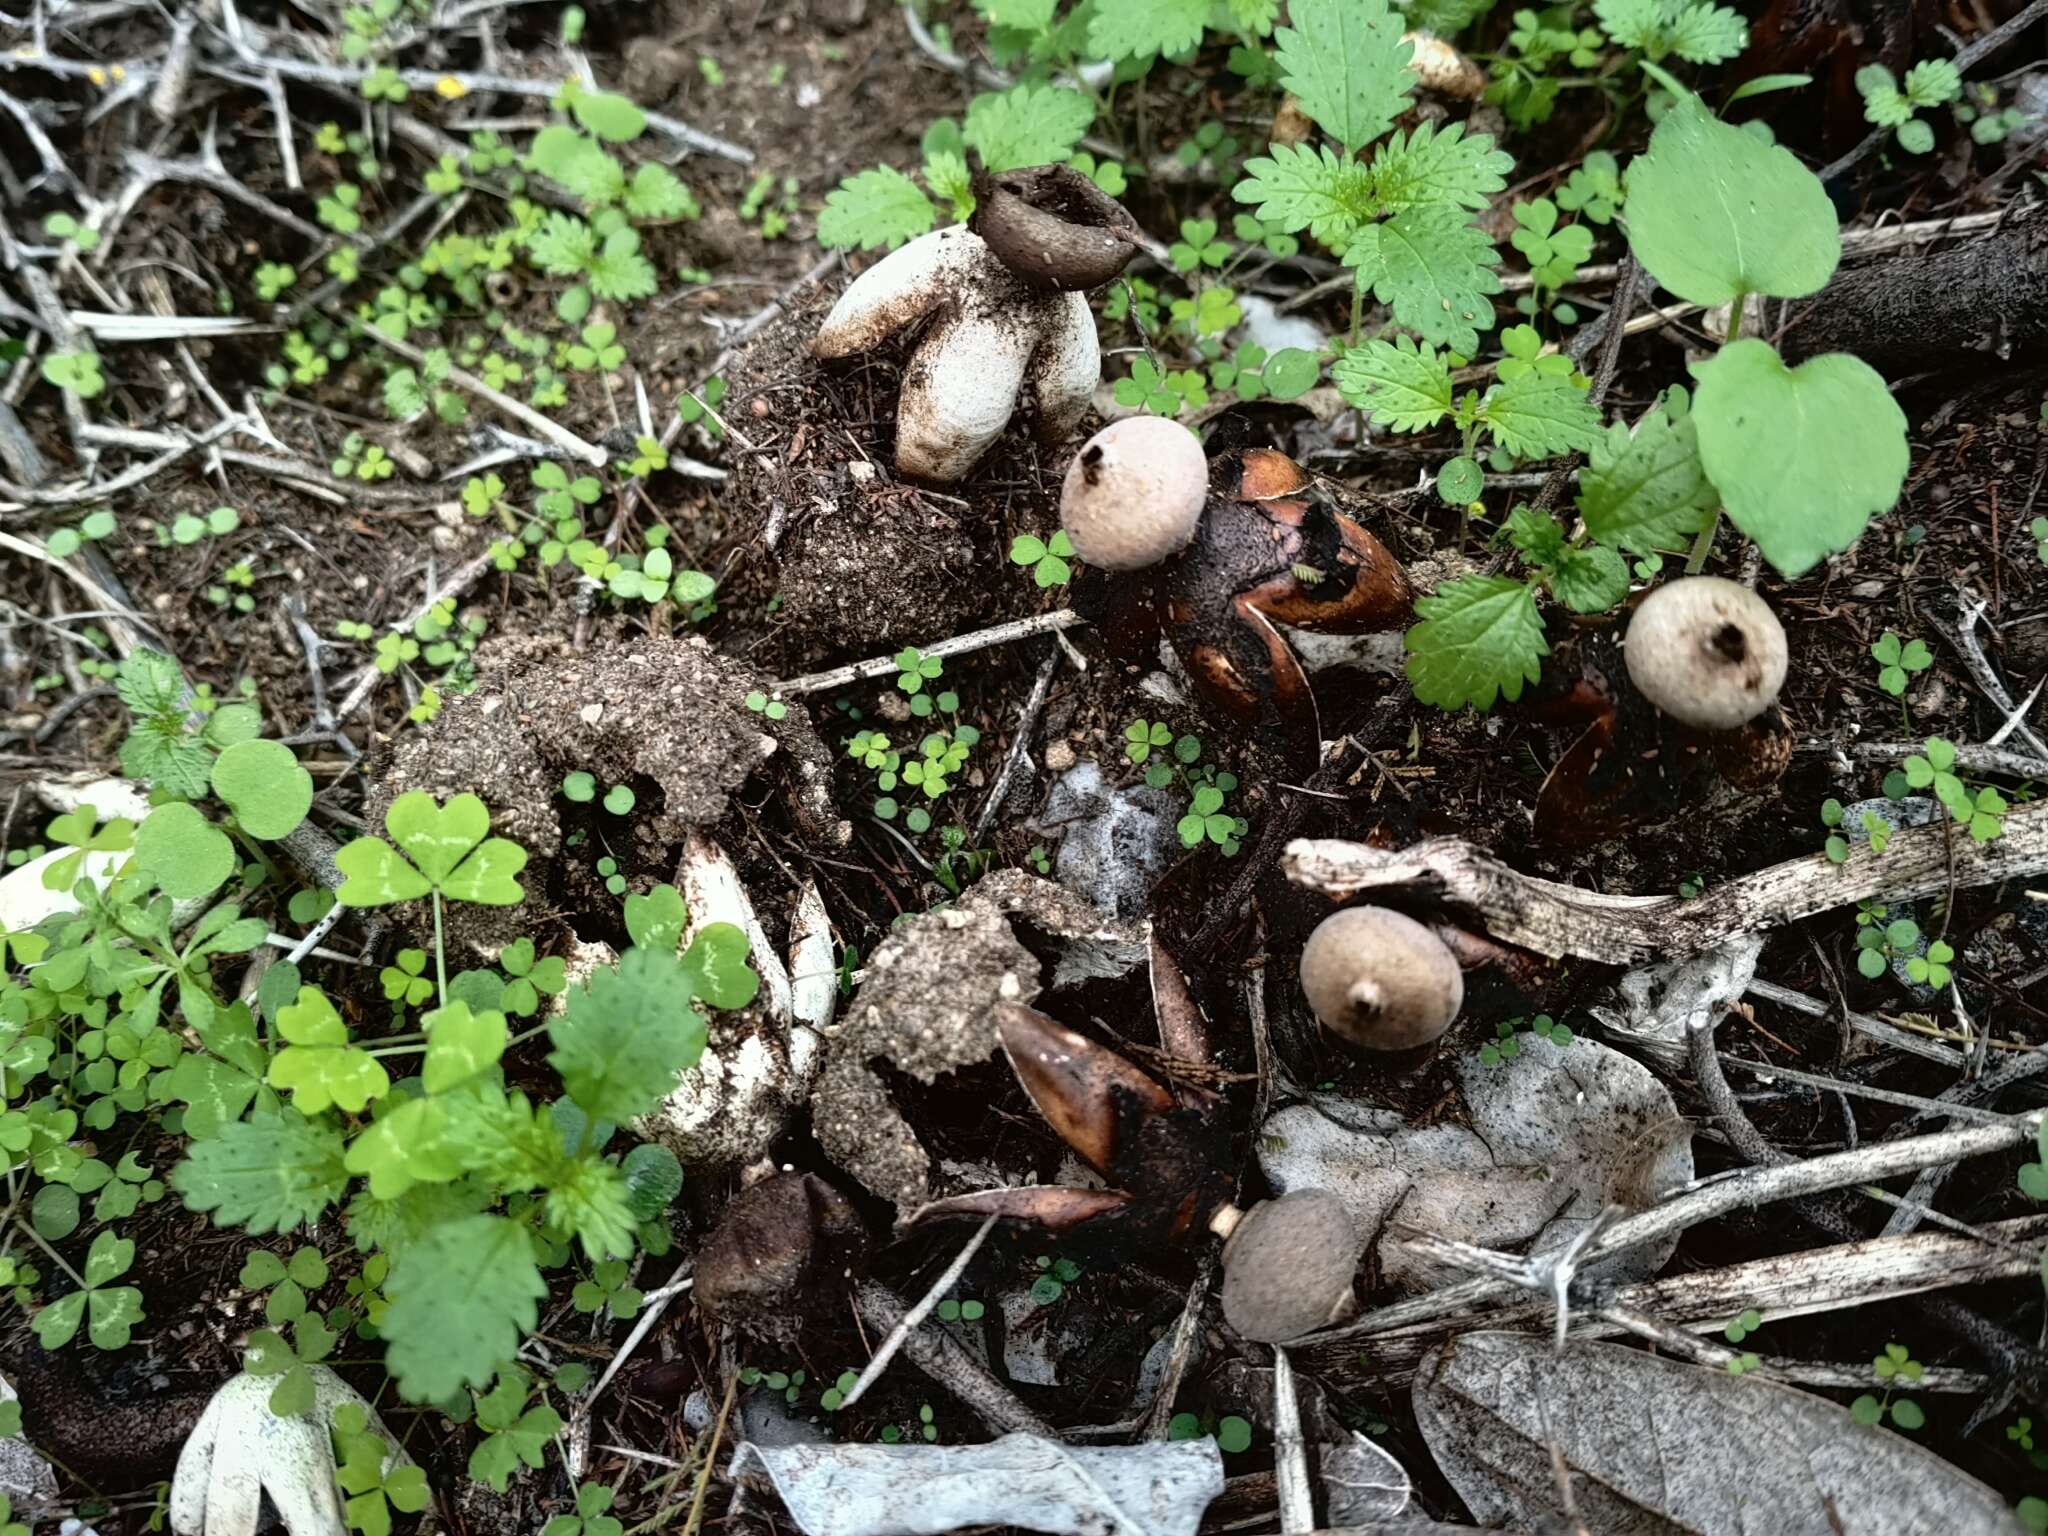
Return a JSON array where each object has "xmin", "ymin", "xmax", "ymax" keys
[{"xmin": 693, "ymin": 1171, "xmax": 869, "ymax": 1343}]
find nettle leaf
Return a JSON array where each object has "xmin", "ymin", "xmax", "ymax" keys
[
  {"xmin": 1273, "ymin": 0, "xmax": 1414, "ymax": 154},
  {"xmin": 1332, "ymin": 336, "xmax": 1454, "ymax": 432},
  {"xmin": 1691, "ymin": 339, "xmax": 1909, "ymax": 578},
  {"xmin": 1551, "ymin": 544, "xmax": 1630, "ymax": 613},
  {"xmin": 270, "ymin": 986, "xmax": 391, "ymax": 1115},
  {"xmin": 1233, "ymin": 143, "xmax": 1376, "ymax": 248},
  {"xmin": 1369, "ymin": 122, "xmax": 1514, "ymax": 213},
  {"xmin": 962, "ymin": 84, "xmax": 1094, "ymax": 172},
  {"xmin": 817, "ymin": 166, "xmax": 935, "ymax": 251},
  {"xmin": 1085, "ymin": 0, "xmax": 1208, "ymax": 61},
  {"xmin": 211, "ymin": 739, "xmax": 313, "ymax": 840},
  {"xmin": 382, "ymin": 1213, "xmax": 547, "ymax": 1401},
  {"xmin": 1345, "ymin": 206, "xmax": 1500, "ymax": 353},
  {"xmin": 548, "ymin": 947, "xmax": 714, "ymax": 1124},
  {"xmin": 1480, "ymin": 372, "xmax": 1604, "ymax": 458},
  {"xmin": 1405, "ymin": 574, "xmax": 1549, "ymax": 711},
  {"xmin": 133, "ymin": 803, "xmax": 235, "ymax": 902},
  {"xmin": 1577, "ymin": 407, "xmax": 1716, "ymax": 554},
  {"xmin": 1664, "ymin": 2, "xmax": 1749, "ymax": 64},
  {"xmin": 172, "ymin": 1110, "xmax": 350, "ymax": 1234},
  {"xmin": 1624, "ymin": 96, "xmax": 1839, "ymax": 305}
]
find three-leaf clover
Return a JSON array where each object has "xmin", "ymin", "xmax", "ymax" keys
[
  {"xmin": 335, "ymin": 792, "xmax": 528, "ymax": 908},
  {"xmin": 30, "ymin": 1230, "xmax": 144, "ymax": 1350},
  {"xmin": 1009, "ymin": 530, "xmax": 1075, "ymax": 588},
  {"xmin": 1871, "ymin": 632, "xmax": 1932, "ymax": 696}
]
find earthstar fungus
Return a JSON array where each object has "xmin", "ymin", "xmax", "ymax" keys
[{"xmin": 812, "ymin": 165, "xmax": 1139, "ymax": 484}]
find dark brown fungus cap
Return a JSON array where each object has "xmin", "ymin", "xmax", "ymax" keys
[
  {"xmin": 694, "ymin": 1171, "xmax": 867, "ymax": 1342},
  {"xmin": 970, "ymin": 164, "xmax": 1142, "ymax": 291}
]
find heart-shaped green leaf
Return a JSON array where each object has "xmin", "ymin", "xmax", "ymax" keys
[
  {"xmin": 1624, "ymin": 96, "xmax": 1840, "ymax": 304},
  {"xmin": 439, "ymin": 837, "xmax": 528, "ymax": 906},
  {"xmin": 134, "ymin": 802, "xmax": 235, "ymax": 901},
  {"xmin": 422, "ymin": 1002, "xmax": 509, "ymax": 1093},
  {"xmin": 212, "ymin": 739, "xmax": 314, "ymax": 840},
  {"xmin": 385, "ymin": 792, "xmax": 490, "ymax": 884},
  {"xmin": 334, "ymin": 837, "xmax": 431, "ymax": 907},
  {"xmin": 1691, "ymin": 340, "xmax": 1909, "ymax": 577},
  {"xmin": 679, "ymin": 922, "xmax": 759, "ymax": 1011}
]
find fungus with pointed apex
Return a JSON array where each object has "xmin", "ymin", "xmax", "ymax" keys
[
  {"xmin": 969, "ymin": 164, "xmax": 1142, "ymax": 292},
  {"xmin": 1623, "ymin": 576, "xmax": 1789, "ymax": 732},
  {"xmin": 1218, "ymin": 1189, "xmax": 1366, "ymax": 1343},
  {"xmin": 1059, "ymin": 417, "xmax": 1208, "ymax": 571},
  {"xmin": 1299, "ymin": 906, "xmax": 1463, "ymax": 1051}
]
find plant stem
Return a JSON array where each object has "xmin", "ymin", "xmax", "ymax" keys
[
  {"xmin": 13, "ymin": 1212, "xmax": 88, "ymax": 1291},
  {"xmin": 1683, "ymin": 288, "xmax": 1745, "ymax": 575},
  {"xmin": 431, "ymin": 889, "xmax": 447, "ymax": 1008}
]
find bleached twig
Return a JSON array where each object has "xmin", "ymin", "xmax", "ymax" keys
[
  {"xmin": 777, "ymin": 610, "xmax": 1087, "ymax": 695},
  {"xmin": 834, "ymin": 1214, "xmax": 997, "ymax": 1412}
]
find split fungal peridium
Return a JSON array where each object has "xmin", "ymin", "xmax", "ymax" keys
[
  {"xmin": 1298, "ymin": 906, "xmax": 1463, "ymax": 1052},
  {"xmin": 1058, "ymin": 416, "xmax": 1209, "ymax": 571},
  {"xmin": 811, "ymin": 165, "xmax": 1140, "ymax": 485},
  {"xmin": 1623, "ymin": 576, "xmax": 1789, "ymax": 731},
  {"xmin": 1210, "ymin": 1189, "xmax": 1366, "ymax": 1344}
]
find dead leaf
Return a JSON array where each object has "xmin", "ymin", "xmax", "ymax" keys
[{"xmin": 1414, "ymin": 1333, "xmax": 2024, "ymax": 1534}]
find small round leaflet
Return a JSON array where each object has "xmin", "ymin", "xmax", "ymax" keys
[{"xmin": 212, "ymin": 738, "xmax": 314, "ymax": 840}]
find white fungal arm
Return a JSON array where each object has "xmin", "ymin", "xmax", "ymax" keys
[
  {"xmin": 811, "ymin": 226, "xmax": 979, "ymax": 358},
  {"xmin": 894, "ymin": 306, "xmax": 1036, "ymax": 482},
  {"xmin": 170, "ymin": 1367, "xmax": 410, "ymax": 1536},
  {"xmin": 1025, "ymin": 291, "xmax": 1099, "ymax": 444},
  {"xmin": 812, "ymin": 226, "xmax": 1104, "ymax": 482}
]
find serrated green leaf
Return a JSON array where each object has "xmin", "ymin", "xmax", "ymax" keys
[
  {"xmin": 172, "ymin": 1111, "xmax": 349, "ymax": 1234},
  {"xmin": 1274, "ymin": 0, "xmax": 1413, "ymax": 154},
  {"xmin": 817, "ymin": 166, "xmax": 935, "ymax": 251},
  {"xmin": 1369, "ymin": 121, "xmax": 1514, "ymax": 213},
  {"xmin": 1233, "ymin": 143, "xmax": 1377, "ymax": 248},
  {"xmin": 1551, "ymin": 543, "xmax": 1630, "ymax": 613},
  {"xmin": 1404, "ymin": 575, "xmax": 1548, "ymax": 710},
  {"xmin": 1331, "ymin": 336, "xmax": 1454, "ymax": 431},
  {"xmin": 1664, "ymin": 2, "xmax": 1748, "ymax": 64},
  {"xmin": 1690, "ymin": 339, "xmax": 1908, "ymax": 578},
  {"xmin": 1345, "ymin": 206, "xmax": 1500, "ymax": 353},
  {"xmin": 623, "ymin": 163, "xmax": 699, "ymax": 221},
  {"xmin": 548, "ymin": 948, "xmax": 712, "ymax": 1123},
  {"xmin": 382, "ymin": 1214, "xmax": 547, "ymax": 1401},
  {"xmin": 529, "ymin": 129, "xmax": 625, "ymax": 204},
  {"xmin": 528, "ymin": 211, "xmax": 599, "ymax": 276},
  {"xmin": 1577, "ymin": 408, "xmax": 1716, "ymax": 554},
  {"xmin": 963, "ymin": 84, "xmax": 1094, "ymax": 171},
  {"xmin": 589, "ymin": 228, "xmax": 657, "ymax": 302},
  {"xmin": 1624, "ymin": 96, "xmax": 1839, "ymax": 305},
  {"xmin": 1480, "ymin": 372, "xmax": 1603, "ymax": 458},
  {"xmin": 1085, "ymin": 0, "xmax": 1209, "ymax": 60}
]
